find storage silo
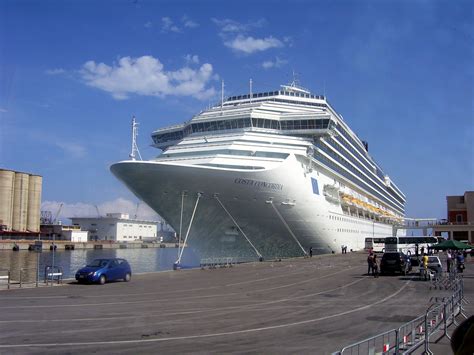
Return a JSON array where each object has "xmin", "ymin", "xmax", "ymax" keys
[
  {"xmin": 0, "ymin": 169, "xmax": 15, "ymax": 230},
  {"xmin": 12, "ymin": 172, "xmax": 29, "ymax": 231},
  {"xmin": 27, "ymin": 175, "xmax": 42, "ymax": 232}
]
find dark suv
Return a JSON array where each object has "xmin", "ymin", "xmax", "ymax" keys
[{"xmin": 380, "ymin": 252, "xmax": 412, "ymax": 275}]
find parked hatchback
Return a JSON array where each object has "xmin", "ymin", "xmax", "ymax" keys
[
  {"xmin": 380, "ymin": 252, "xmax": 412, "ymax": 275},
  {"xmin": 75, "ymin": 258, "xmax": 132, "ymax": 284},
  {"xmin": 426, "ymin": 256, "xmax": 443, "ymax": 274}
]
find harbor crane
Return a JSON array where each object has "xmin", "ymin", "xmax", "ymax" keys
[
  {"xmin": 95, "ymin": 205, "xmax": 101, "ymax": 218},
  {"xmin": 53, "ymin": 203, "xmax": 64, "ymax": 224}
]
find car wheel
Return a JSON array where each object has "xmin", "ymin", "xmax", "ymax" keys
[
  {"xmin": 99, "ymin": 275, "xmax": 106, "ymax": 285},
  {"xmin": 124, "ymin": 273, "xmax": 131, "ymax": 282}
]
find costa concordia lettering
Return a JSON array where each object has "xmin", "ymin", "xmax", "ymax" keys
[
  {"xmin": 234, "ymin": 178, "xmax": 283, "ymax": 191},
  {"xmin": 111, "ymin": 82, "xmax": 406, "ymax": 260}
]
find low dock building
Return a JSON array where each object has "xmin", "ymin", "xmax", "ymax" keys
[{"xmin": 71, "ymin": 213, "xmax": 158, "ymax": 242}]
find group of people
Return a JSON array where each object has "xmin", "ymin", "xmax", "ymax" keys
[
  {"xmin": 367, "ymin": 252, "xmax": 379, "ymax": 277},
  {"xmin": 341, "ymin": 245, "xmax": 348, "ymax": 254},
  {"xmin": 446, "ymin": 250, "xmax": 466, "ymax": 273}
]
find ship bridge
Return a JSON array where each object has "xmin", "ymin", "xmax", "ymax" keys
[{"xmin": 151, "ymin": 86, "xmax": 337, "ymax": 150}]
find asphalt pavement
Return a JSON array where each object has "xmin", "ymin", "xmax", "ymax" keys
[{"xmin": 0, "ymin": 251, "xmax": 472, "ymax": 354}]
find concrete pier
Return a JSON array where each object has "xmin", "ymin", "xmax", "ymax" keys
[
  {"xmin": 0, "ymin": 240, "xmax": 179, "ymax": 251},
  {"xmin": 0, "ymin": 252, "xmax": 472, "ymax": 354}
]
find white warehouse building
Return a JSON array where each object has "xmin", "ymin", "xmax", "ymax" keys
[{"xmin": 71, "ymin": 213, "xmax": 158, "ymax": 242}]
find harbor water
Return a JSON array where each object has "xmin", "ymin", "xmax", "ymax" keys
[{"xmin": 0, "ymin": 247, "xmax": 200, "ymax": 282}]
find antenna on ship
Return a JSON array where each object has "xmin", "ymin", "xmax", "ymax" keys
[
  {"xmin": 291, "ymin": 69, "xmax": 300, "ymax": 87},
  {"xmin": 129, "ymin": 116, "xmax": 142, "ymax": 161},
  {"xmin": 220, "ymin": 79, "xmax": 225, "ymax": 113},
  {"xmin": 249, "ymin": 78, "xmax": 253, "ymax": 103}
]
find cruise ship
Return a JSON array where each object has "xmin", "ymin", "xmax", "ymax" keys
[{"xmin": 111, "ymin": 82, "xmax": 406, "ymax": 260}]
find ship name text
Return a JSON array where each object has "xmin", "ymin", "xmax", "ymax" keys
[{"xmin": 234, "ymin": 178, "xmax": 283, "ymax": 191}]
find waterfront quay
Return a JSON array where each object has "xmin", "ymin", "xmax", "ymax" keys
[
  {"xmin": 0, "ymin": 252, "xmax": 472, "ymax": 354},
  {"xmin": 0, "ymin": 240, "xmax": 178, "ymax": 251}
]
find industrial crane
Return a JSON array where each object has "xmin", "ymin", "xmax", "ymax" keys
[{"xmin": 53, "ymin": 203, "xmax": 64, "ymax": 224}]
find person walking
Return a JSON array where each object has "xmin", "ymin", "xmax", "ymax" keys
[
  {"xmin": 422, "ymin": 253, "xmax": 429, "ymax": 280},
  {"xmin": 447, "ymin": 250, "xmax": 452, "ymax": 273},
  {"xmin": 309, "ymin": 246, "xmax": 313, "ymax": 258},
  {"xmin": 367, "ymin": 253, "xmax": 374, "ymax": 275},
  {"xmin": 372, "ymin": 253, "xmax": 379, "ymax": 277},
  {"xmin": 457, "ymin": 252, "xmax": 465, "ymax": 273}
]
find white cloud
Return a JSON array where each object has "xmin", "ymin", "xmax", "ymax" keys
[
  {"xmin": 212, "ymin": 18, "xmax": 284, "ymax": 55},
  {"xmin": 80, "ymin": 55, "xmax": 217, "ymax": 100},
  {"xmin": 45, "ymin": 68, "xmax": 65, "ymax": 75},
  {"xmin": 0, "ymin": 108, "xmax": 7, "ymax": 113},
  {"xmin": 212, "ymin": 18, "xmax": 265, "ymax": 33},
  {"xmin": 224, "ymin": 35, "xmax": 284, "ymax": 54},
  {"xmin": 55, "ymin": 141, "xmax": 87, "ymax": 158},
  {"xmin": 41, "ymin": 198, "xmax": 161, "ymax": 223},
  {"xmin": 184, "ymin": 54, "xmax": 199, "ymax": 64},
  {"xmin": 144, "ymin": 21, "xmax": 152, "ymax": 29},
  {"xmin": 262, "ymin": 57, "xmax": 288, "ymax": 69},
  {"xmin": 182, "ymin": 15, "xmax": 199, "ymax": 28},
  {"xmin": 161, "ymin": 17, "xmax": 180, "ymax": 33}
]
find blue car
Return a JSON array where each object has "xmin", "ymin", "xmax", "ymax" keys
[{"xmin": 75, "ymin": 258, "xmax": 132, "ymax": 284}]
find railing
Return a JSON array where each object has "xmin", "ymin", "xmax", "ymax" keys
[
  {"xmin": 199, "ymin": 256, "xmax": 262, "ymax": 269},
  {"xmin": 19, "ymin": 267, "xmax": 40, "ymax": 288},
  {"xmin": 435, "ymin": 221, "xmax": 474, "ymax": 226},
  {"xmin": 200, "ymin": 257, "xmax": 238, "ymax": 269},
  {"xmin": 44, "ymin": 266, "xmax": 63, "ymax": 285},
  {"xmin": 339, "ymin": 328, "xmax": 398, "ymax": 355},
  {"xmin": 334, "ymin": 278, "xmax": 466, "ymax": 355},
  {"xmin": 0, "ymin": 269, "xmax": 10, "ymax": 289}
]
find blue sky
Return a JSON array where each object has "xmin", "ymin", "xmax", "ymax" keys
[{"xmin": 0, "ymin": 0, "xmax": 472, "ymax": 222}]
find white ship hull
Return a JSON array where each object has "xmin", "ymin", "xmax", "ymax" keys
[{"xmin": 111, "ymin": 153, "xmax": 394, "ymax": 259}]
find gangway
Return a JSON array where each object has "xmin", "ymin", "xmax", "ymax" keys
[{"xmin": 393, "ymin": 218, "xmax": 438, "ymax": 236}]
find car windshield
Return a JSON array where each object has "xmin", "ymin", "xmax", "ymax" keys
[
  {"xmin": 428, "ymin": 257, "xmax": 438, "ymax": 262},
  {"xmin": 86, "ymin": 259, "xmax": 110, "ymax": 267}
]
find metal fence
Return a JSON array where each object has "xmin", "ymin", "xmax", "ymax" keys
[
  {"xmin": 0, "ymin": 269, "xmax": 11, "ymax": 289},
  {"xmin": 19, "ymin": 267, "xmax": 40, "ymax": 288},
  {"xmin": 335, "ymin": 277, "xmax": 466, "ymax": 355},
  {"xmin": 200, "ymin": 257, "xmax": 239, "ymax": 269},
  {"xmin": 44, "ymin": 265, "xmax": 64, "ymax": 285}
]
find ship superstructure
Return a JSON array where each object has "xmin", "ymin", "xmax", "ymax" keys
[{"xmin": 111, "ymin": 82, "xmax": 406, "ymax": 259}]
